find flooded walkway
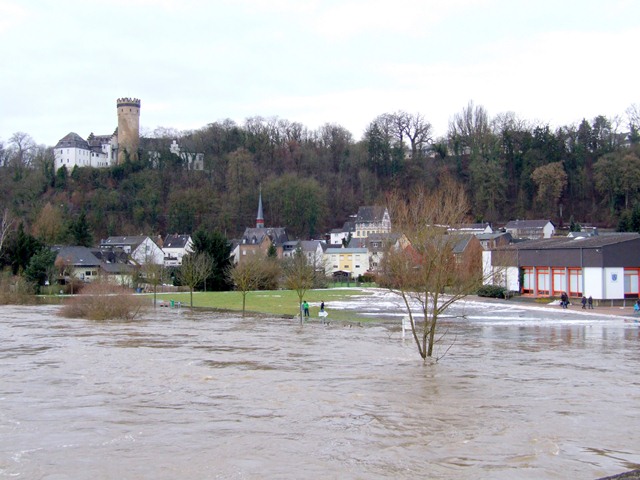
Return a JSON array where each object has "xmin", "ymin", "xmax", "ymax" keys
[{"xmin": 1, "ymin": 295, "xmax": 639, "ymax": 479}]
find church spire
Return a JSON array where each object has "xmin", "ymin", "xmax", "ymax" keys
[{"xmin": 256, "ymin": 186, "xmax": 264, "ymax": 228}]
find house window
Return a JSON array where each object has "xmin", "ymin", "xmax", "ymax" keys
[
  {"xmin": 552, "ymin": 268, "xmax": 565, "ymax": 296},
  {"xmin": 522, "ymin": 267, "xmax": 534, "ymax": 294},
  {"xmin": 568, "ymin": 268, "xmax": 583, "ymax": 297},
  {"xmin": 536, "ymin": 267, "xmax": 550, "ymax": 295},
  {"xmin": 624, "ymin": 268, "xmax": 640, "ymax": 297},
  {"xmin": 355, "ymin": 264, "xmax": 360, "ymax": 268}
]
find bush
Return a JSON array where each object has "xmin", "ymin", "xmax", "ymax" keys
[
  {"xmin": 59, "ymin": 281, "xmax": 147, "ymax": 320},
  {"xmin": 0, "ymin": 271, "xmax": 38, "ymax": 305},
  {"xmin": 477, "ymin": 284, "xmax": 507, "ymax": 298}
]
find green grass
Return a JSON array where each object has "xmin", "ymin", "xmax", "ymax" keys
[{"xmin": 151, "ymin": 287, "xmax": 375, "ymax": 322}]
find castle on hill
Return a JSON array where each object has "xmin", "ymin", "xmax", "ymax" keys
[
  {"xmin": 53, "ymin": 98, "xmax": 204, "ymax": 171},
  {"xmin": 54, "ymin": 97, "xmax": 140, "ymax": 170}
]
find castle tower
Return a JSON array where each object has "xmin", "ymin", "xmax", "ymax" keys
[{"xmin": 116, "ymin": 97, "xmax": 140, "ymax": 164}]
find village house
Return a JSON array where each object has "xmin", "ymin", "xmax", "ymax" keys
[
  {"xmin": 323, "ymin": 247, "xmax": 370, "ymax": 279},
  {"xmin": 53, "ymin": 246, "xmax": 134, "ymax": 286},
  {"xmin": 353, "ymin": 206, "xmax": 392, "ymax": 239},
  {"xmin": 504, "ymin": 219, "xmax": 555, "ymax": 239},
  {"xmin": 162, "ymin": 234, "xmax": 194, "ymax": 267},
  {"xmin": 475, "ymin": 231, "xmax": 513, "ymax": 250},
  {"xmin": 329, "ymin": 219, "xmax": 355, "ymax": 246},
  {"xmin": 99, "ymin": 235, "xmax": 165, "ymax": 266},
  {"xmin": 482, "ymin": 233, "xmax": 640, "ymax": 302},
  {"xmin": 282, "ymin": 239, "xmax": 326, "ymax": 265}
]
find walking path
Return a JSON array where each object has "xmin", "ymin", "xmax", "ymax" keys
[{"xmin": 466, "ymin": 295, "xmax": 640, "ymax": 321}]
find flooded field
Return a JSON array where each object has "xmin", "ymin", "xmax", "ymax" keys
[{"xmin": 1, "ymin": 291, "xmax": 639, "ymax": 479}]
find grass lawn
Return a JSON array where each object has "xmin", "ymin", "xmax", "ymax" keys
[{"xmin": 150, "ymin": 287, "xmax": 375, "ymax": 322}]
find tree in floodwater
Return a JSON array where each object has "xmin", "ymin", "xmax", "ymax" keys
[
  {"xmin": 178, "ymin": 252, "xmax": 214, "ymax": 307},
  {"xmin": 380, "ymin": 177, "xmax": 488, "ymax": 360},
  {"xmin": 281, "ymin": 248, "xmax": 316, "ymax": 325},
  {"xmin": 227, "ymin": 255, "xmax": 281, "ymax": 317}
]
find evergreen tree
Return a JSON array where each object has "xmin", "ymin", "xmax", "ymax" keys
[
  {"xmin": 68, "ymin": 211, "xmax": 93, "ymax": 247},
  {"xmin": 25, "ymin": 247, "xmax": 57, "ymax": 289},
  {"xmin": 191, "ymin": 229, "xmax": 232, "ymax": 291},
  {"xmin": 3, "ymin": 223, "xmax": 43, "ymax": 275}
]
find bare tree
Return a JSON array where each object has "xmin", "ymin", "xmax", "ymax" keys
[
  {"xmin": 0, "ymin": 208, "xmax": 14, "ymax": 254},
  {"xmin": 380, "ymin": 177, "xmax": 490, "ymax": 360},
  {"xmin": 393, "ymin": 111, "xmax": 433, "ymax": 159},
  {"xmin": 281, "ymin": 249, "xmax": 316, "ymax": 325},
  {"xmin": 54, "ymin": 255, "xmax": 74, "ymax": 294},
  {"xmin": 227, "ymin": 255, "xmax": 272, "ymax": 317},
  {"xmin": 531, "ymin": 162, "xmax": 568, "ymax": 217},
  {"xmin": 8, "ymin": 132, "xmax": 36, "ymax": 168},
  {"xmin": 141, "ymin": 261, "xmax": 165, "ymax": 308},
  {"xmin": 178, "ymin": 252, "xmax": 214, "ymax": 307},
  {"xmin": 32, "ymin": 203, "xmax": 64, "ymax": 244}
]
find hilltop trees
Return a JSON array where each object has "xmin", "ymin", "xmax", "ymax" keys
[{"xmin": 0, "ymin": 102, "xmax": 639, "ymax": 267}]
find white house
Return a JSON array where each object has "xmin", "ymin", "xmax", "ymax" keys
[
  {"xmin": 483, "ymin": 233, "xmax": 640, "ymax": 302},
  {"xmin": 162, "ymin": 234, "xmax": 194, "ymax": 267},
  {"xmin": 329, "ymin": 219, "xmax": 355, "ymax": 246},
  {"xmin": 54, "ymin": 132, "xmax": 117, "ymax": 170},
  {"xmin": 100, "ymin": 236, "xmax": 165, "ymax": 266},
  {"xmin": 504, "ymin": 219, "xmax": 555, "ymax": 239}
]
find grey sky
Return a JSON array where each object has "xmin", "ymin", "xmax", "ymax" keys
[{"xmin": 1, "ymin": 0, "xmax": 638, "ymax": 146}]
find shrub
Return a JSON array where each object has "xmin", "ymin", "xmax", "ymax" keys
[
  {"xmin": 0, "ymin": 271, "xmax": 38, "ymax": 305},
  {"xmin": 59, "ymin": 281, "xmax": 147, "ymax": 320},
  {"xmin": 477, "ymin": 284, "xmax": 507, "ymax": 298}
]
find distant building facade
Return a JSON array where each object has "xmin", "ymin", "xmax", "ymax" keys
[{"xmin": 353, "ymin": 206, "xmax": 391, "ymax": 239}]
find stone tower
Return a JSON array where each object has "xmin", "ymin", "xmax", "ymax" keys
[{"xmin": 116, "ymin": 97, "xmax": 140, "ymax": 164}]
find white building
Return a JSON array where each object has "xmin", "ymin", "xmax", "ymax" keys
[
  {"xmin": 100, "ymin": 236, "xmax": 165, "ymax": 266},
  {"xmin": 324, "ymin": 247, "xmax": 370, "ymax": 278},
  {"xmin": 483, "ymin": 234, "xmax": 640, "ymax": 302},
  {"xmin": 162, "ymin": 234, "xmax": 194, "ymax": 267},
  {"xmin": 54, "ymin": 132, "xmax": 117, "ymax": 170}
]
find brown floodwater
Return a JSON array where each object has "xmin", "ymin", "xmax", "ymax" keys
[{"xmin": 1, "ymin": 291, "xmax": 639, "ymax": 479}]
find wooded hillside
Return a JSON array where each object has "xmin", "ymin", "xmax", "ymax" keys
[{"xmin": 2, "ymin": 102, "xmax": 640, "ymax": 243}]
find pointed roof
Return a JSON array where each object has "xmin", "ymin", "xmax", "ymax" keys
[
  {"xmin": 163, "ymin": 234, "xmax": 191, "ymax": 249},
  {"xmin": 256, "ymin": 188, "xmax": 264, "ymax": 228},
  {"xmin": 55, "ymin": 132, "xmax": 89, "ymax": 150},
  {"xmin": 356, "ymin": 206, "xmax": 387, "ymax": 224}
]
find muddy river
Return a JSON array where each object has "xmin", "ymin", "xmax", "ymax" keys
[{"xmin": 1, "ymin": 290, "xmax": 639, "ymax": 479}]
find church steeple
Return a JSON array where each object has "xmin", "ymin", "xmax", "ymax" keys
[{"xmin": 256, "ymin": 186, "xmax": 264, "ymax": 229}]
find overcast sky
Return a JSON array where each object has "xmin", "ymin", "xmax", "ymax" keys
[{"xmin": 1, "ymin": 0, "xmax": 638, "ymax": 147}]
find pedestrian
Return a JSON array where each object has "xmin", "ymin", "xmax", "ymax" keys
[
  {"xmin": 303, "ymin": 300, "xmax": 309, "ymax": 318},
  {"xmin": 635, "ymin": 300, "xmax": 640, "ymax": 314},
  {"xmin": 560, "ymin": 292, "xmax": 568, "ymax": 309},
  {"xmin": 581, "ymin": 296, "xmax": 587, "ymax": 309},
  {"xmin": 320, "ymin": 301, "xmax": 325, "ymax": 312},
  {"xmin": 588, "ymin": 296, "xmax": 593, "ymax": 309}
]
